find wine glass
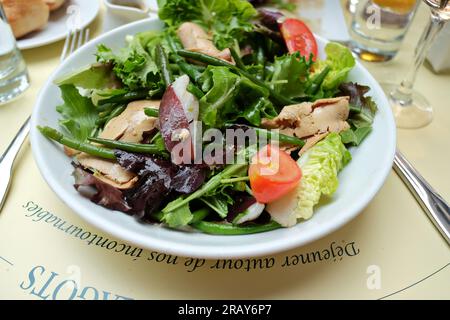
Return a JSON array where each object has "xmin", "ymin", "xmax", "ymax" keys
[{"xmin": 382, "ymin": 0, "xmax": 450, "ymax": 129}]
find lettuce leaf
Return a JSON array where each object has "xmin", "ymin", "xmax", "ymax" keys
[
  {"xmin": 312, "ymin": 42, "xmax": 355, "ymax": 98},
  {"xmin": 162, "ymin": 199, "xmax": 193, "ymax": 228},
  {"xmin": 338, "ymin": 82, "xmax": 378, "ymax": 146},
  {"xmin": 157, "ymin": 0, "xmax": 257, "ymax": 49},
  {"xmin": 295, "ymin": 133, "xmax": 351, "ymax": 220},
  {"xmin": 267, "ymin": 133, "xmax": 351, "ymax": 227},
  {"xmin": 56, "ymin": 84, "xmax": 98, "ymax": 142},
  {"xmin": 199, "ymin": 66, "xmax": 276, "ymax": 127},
  {"xmin": 267, "ymin": 52, "xmax": 312, "ymax": 100},
  {"xmin": 96, "ymin": 33, "xmax": 161, "ymax": 90},
  {"xmin": 54, "ymin": 63, "xmax": 120, "ymax": 90}
]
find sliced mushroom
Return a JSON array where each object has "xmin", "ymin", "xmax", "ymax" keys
[
  {"xmin": 100, "ymin": 100, "xmax": 160, "ymax": 143},
  {"xmin": 262, "ymin": 97, "xmax": 350, "ymax": 151},
  {"xmin": 177, "ymin": 22, "xmax": 233, "ymax": 63},
  {"xmin": 76, "ymin": 154, "xmax": 138, "ymax": 190}
]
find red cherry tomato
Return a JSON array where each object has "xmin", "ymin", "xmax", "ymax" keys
[
  {"xmin": 249, "ymin": 145, "xmax": 302, "ymax": 204},
  {"xmin": 280, "ymin": 18, "xmax": 318, "ymax": 61}
]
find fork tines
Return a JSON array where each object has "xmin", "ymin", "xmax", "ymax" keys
[{"xmin": 61, "ymin": 28, "xmax": 90, "ymax": 62}]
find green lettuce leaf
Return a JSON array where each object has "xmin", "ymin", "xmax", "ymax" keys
[
  {"xmin": 199, "ymin": 66, "xmax": 240, "ymax": 127},
  {"xmin": 161, "ymin": 199, "xmax": 193, "ymax": 228},
  {"xmin": 199, "ymin": 66, "xmax": 276, "ymax": 127},
  {"xmin": 267, "ymin": 52, "xmax": 312, "ymax": 100},
  {"xmin": 158, "ymin": 0, "xmax": 257, "ymax": 49},
  {"xmin": 266, "ymin": 133, "xmax": 350, "ymax": 227},
  {"xmin": 338, "ymin": 82, "xmax": 378, "ymax": 146},
  {"xmin": 312, "ymin": 42, "xmax": 355, "ymax": 98},
  {"xmin": 56, "ymin": 84, "xmax": 98, "ymax": 142},
  {"xmin": 54, "ymin": 63, "xmax": 120, "ymax": 90},
  {"xmin": 96, "ymin": 33, "xmax": 162, "ymax": 90},
  {"xmin": 295, "ymin": 133, "xmax": 351, "ymax": 220}
]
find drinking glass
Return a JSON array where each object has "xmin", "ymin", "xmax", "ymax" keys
[
  {"xmin": 382, "ymin": 0, "xmax": 450, "ymax": 129},
  {"xmin": 0, "ymin": 3, "xmax": 30, "ymax": 105},
  {"xmin": 349, "ymin": 0, "xmax": 420, "ymax": 62}
]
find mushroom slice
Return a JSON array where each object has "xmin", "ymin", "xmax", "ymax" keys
[
  {"xmin": 76, "ymin": 154, "xmax": 138, "ymax": 190},
  {"xmin": 100, "ymin": 100, "xmax": 160, "ymax": 143},
  {"xmin": 177, "ymin": 22, "xmax": 233, "ymax": 63}
]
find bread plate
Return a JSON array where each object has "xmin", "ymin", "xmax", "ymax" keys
[{"xmin": 17, "ymin": 0, "xmax": 100, "ymax": 50}]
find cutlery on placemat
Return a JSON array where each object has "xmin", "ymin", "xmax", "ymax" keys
[
  {"xmin": 394, "ymin": 151, "xmax": 450, "ymax": 244},
  {"xmin": 0, "ymin": 28, "xmax": 90, "ymax": 211}
]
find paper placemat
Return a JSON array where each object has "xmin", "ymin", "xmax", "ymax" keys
[{"xmin": 1, "ymin": 1, "xmax": 449, "ymax": 300}]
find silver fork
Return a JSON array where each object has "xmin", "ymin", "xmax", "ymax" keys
[{"xmin": 0, "ymin": 28, "xmax": 90, "ymax": 211}]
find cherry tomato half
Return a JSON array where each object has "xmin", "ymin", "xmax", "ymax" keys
[
  {"xmin": 249, "ymin": 145, "xmax": 302, "ymax": 204},
  {"xmin": 280, "ymin": 18, "xmax": 318, "ymax": 61}
]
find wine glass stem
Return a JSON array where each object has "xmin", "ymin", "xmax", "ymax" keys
[{"xmin": 392, "ymin": 11, "xmax": 446, "ymax": 105}]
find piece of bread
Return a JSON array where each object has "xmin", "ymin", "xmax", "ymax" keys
[
  {"xmin": 1, "ymin": 0, "xmax": 49, "ymax": 38},
  {"xmin": 44, "ymin": 0, "xmax": 65, "ymax": 11}
]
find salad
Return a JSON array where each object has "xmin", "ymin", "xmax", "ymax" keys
[{"xmin": 38, "ymin": 0, "xmax": 378, "ymax": 235}]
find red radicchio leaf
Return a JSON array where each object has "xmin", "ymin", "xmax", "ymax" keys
[
  {"xmin": 172, "ymin": 165, "xmax": 207, "ymax": 194},
  {"xmin": 226, "ymin": 194, "xmax": 257, "ymax": 222},
  {"xmin": 114, "ymin": 150, "xmax": 207, "ymax": 219},
  {"xmin": 72, "ymin": 165, "xmax": 131, "ymax": 213}
]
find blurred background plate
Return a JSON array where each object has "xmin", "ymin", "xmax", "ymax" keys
[{"xmin": 17, "ymin": 0, "xmax": 100, "ymax": 50}]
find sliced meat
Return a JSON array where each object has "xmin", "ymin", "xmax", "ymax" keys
[
  {"xmin": 262, "ymin": 97, "xmax": 350, "ymax": 151},
  {"xmin": 64, "ymin": 146, "xmax": 80, "ymax": 157},
  {"xmin": 100, "ymin": 100, "xmax": 160, "ymax": 143},
  {"xmin": 177, "ymin": 22, "xmax": 233, "ymax": 63},
  {"xmin": 159, "ymin": 75, "xmax": 200, "ymax": 164},
  {"xmin": 76, "ymin": 153, "xmax": 138, "ymax": 190}
]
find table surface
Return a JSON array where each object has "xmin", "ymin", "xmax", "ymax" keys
[{"xmin": 0, "ymin": 1, "xmax": 449, "ymax": 300}]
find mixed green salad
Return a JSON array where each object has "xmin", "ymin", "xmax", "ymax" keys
[{"xmin": 38, "ymin": 0, "xmax": 378, "ymax": 235}]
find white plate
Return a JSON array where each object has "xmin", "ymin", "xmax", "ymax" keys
[
  {"xmin": 17, "ymin": 0, "xmax": 100, "ymax": 50},
  {"xmin": 30, "ymin": 18, "xmax": 396, "ymax": 259}
]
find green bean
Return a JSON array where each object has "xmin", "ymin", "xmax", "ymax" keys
[
  {"xmin": 98, "ymin": 106, "xmax": 115, "ymax": 118},
  {"xmin": 97, "ymin": 90, "xmax": 148, "ymax": 106},
  {"xmin": 148, "ymin": 87, "xmax": 164, "ymax": 98},
  {"xmin": 187, "ymin": 83, "xmax": 204, "ymax": 99},
  {"xmin": 177, "ymin": 50, "xmax": 295, "ymax": 107},
  {"xmin": 88, "ymin": 137, "xmax": 168, "ymax": 157},
  {"xmin": 38, "ymin": 126, "xmax": 116, "ymax": 160},
  {"xmin": 106, "ymin": 104, "xmax": 126, "ymax": 122},
  {"xmin": 144, "ymin": 108, "xmax": 159, "ymax": 118},
  {"xmin": 96, "ymin": 104, "xmax": 126, "ymax": 127},
  {"xmin": 190, "ymin": 208, "xmax": 210, "ymax": 224},
  {"xmin": 95, "ymin": 117, "xmax": 108, "ymax": 126},
  {"xmin": 253, "ymin": 127, "xmax": 305, "ymax": 147},
  {"xmin": 230, "ymin": 47, "xmax": 246, "ymax": 70},
  {"xmin": 165, "ymin": 35, "xmax": 202, "ymax": 81},
  {"xmin": 191, "ymin": 221, "xmax": 281, "ymax": 235},
  {"xmin": 226, "ymin": 125, "xmax": 305, "ymax": 147},
  {"xmin": 349, "ymin": 105, "xmax": 362, "ymax": 113},
  {"xmin": 255, "ymin": 45, "xmax": 266, "ymax": 80},
  {"xmin": 306, "ymin": 65, "xmax": 330, "ymax": 95},
  {"xmin": 155, "ymin": 44, "xmax": 172, "ymax": 88},
  {"xmin": 90, "ymin": 127, "xmax": 100, "ymax": 138}
]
